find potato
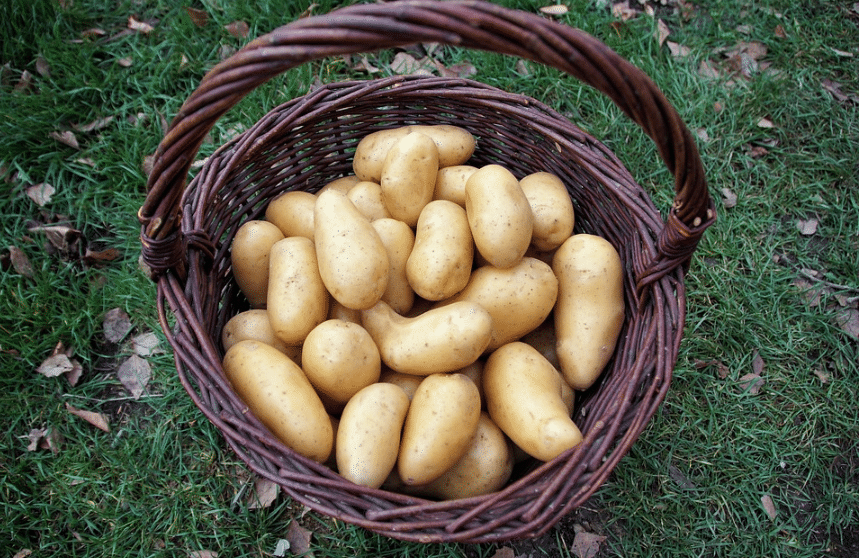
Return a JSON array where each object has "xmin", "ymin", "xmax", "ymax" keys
[
  {"xmin": 553, "ymin": 234, "xmax": 625, "ymax": 390},
  {"xmin": 221, "ymin": 309, "xmax": 301, "ymax": 363},
  {"xmin": 519, "ymin": 172, "xmax": 575, "ymax": 251},
  {"xmin": 361, "ymin": 300, "xmax": 492, "ymax": 375},
  {"xmin": 336, "ymin": 382, "xmax": 410, "ymax": 489},
  {"xmin": 483, "ymin": 342, "xmax": 583, "ymax": 461},
  {"xmin": 265, "ymin": 190, "xmax": 316, "ymax": 241},
  {"xmin": 327, "ymin": 299, "xmax": 362, "ymax": 325},
  {"xmin": 353, "ymin": 128, "xmax": 414, "ymax": 183},
  {"xmin": 347, "ymin": 181, "xmax": 392, "ymax": 221},
  {"xmin": 410, "ymin": 125, "xmax": 476, "ymax": 168},
  {"xmin": 301, "ymin": 319, "xmax": 381, "ymax": 404},
  {"xmin": 455, "ymin": 360, "xmax": 485, "ymax": 408},
  {"xmin": 222, "ymin": 340, "xmax": 332, "ymax": 463},
  {"xmin": 419, "ymin": 413, "xmax": 514, "ymax": 500},
  {"xmin": 317, "ymin": 174, "xmax": 360, "ymax": 195},
  {"xmin": 519, "ymin": 316, "xmax": 560, "ymax": 370},
  {"xmin": 372, "ymin": 218, "xmax": 416, "ymax": 315},
  {"xmin": 230, "ymin": 220, "xmax": 284, "ymax": 307},
  {"xmin": 437, "ymin": 257, "xmax": 558, "ymax": 350},
  {"xmin": 465, "ymin": 164, "xmax": 533, "ymax": 268},
  {"xmin": 266, "ymin": 237, "xmax": 329, "ymax": 346},
  {"xmin": 398, "ymin": 373, "xmax": 481, "ymax": 485},
  {"xmin": 379, "ymin": 369, "xmax": 423, "ymax": 400},
  {"xmin": 380, "ymin": 131, "xmax": 439, "ymax": 227},
  {"xmin": 406, "ymin": 200, "xmax": 473, "ymax": 301},
  {"xmin": 433, "ymin": 165, "xmax": 478, "ymax": 207},
  {"xmin": 314, "ymin": 189, "xmax": 389, "ymax": 310}
]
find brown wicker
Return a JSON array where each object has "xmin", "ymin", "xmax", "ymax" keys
[{"xmin": 138, "ymin": 0, "xmax": 716, "ymax": 544}]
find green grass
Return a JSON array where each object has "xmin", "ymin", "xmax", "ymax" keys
[{"xmin": 2, "ymin": 0, "xmax": 857, "ymax": 556}]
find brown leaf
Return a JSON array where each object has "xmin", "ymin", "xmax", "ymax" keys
[
  {"xmin": 13, "ymin": 550, "xmax": 34, "ymax": 558},
  {"xmin": 698, "ymin": 59, "xmax": 721, "ymax": 79},
  {"xmin": 694, "ymin": 358, "xmax": 731, "ymax": 379},
  {"xmin": 834, "ymin": 307, "xmax": 859, "ymax": 340},
  {"xmin": 761, "ymin": 494, "xmax": 778, "ymax": 521},
  {"xmin": 9, "ymin": 246, "xmax": 34, "ymax": 278},
  {"xmin": 35, "ymin": 56, "xmax": 51, "ymax": 78},
  {"xmin": 73, "ymin": 116, "xmax": 114, "ymax": 133},
  {"xmin": 50, "ymin": 130, "xmax": 80, "ymax": 150},
  {"xmin": 655, "ymin": 19, "xmax": 670, "ymax": 47},
  {"xmin": 28, "ymin": 224, "xmax": 82, "ymax": 257},
  {"xmin": 612, "ymin": 2, "xmax": 638, "ymax": 21},
  {"xmin": 757, "ymin": 117, "xmax": 775, "ymax": 129},
  {"xmin": 813, "ymin": 368, "xmax": 830, "ymax": 383},
  {"xmin": 751, "ymin": 351, "xmax": 765, "ymax": 376},
  {"xmin": 26, "ymin": 426, "xmax": 63, "ymax": 454},
  {"xmin": 490, "ymin": 548, "xmax": 516, "ymax": 558},
  {"xmin": 572, "ymin": 531, "xmax": 607, "ymax": 558},
  {"xmin": 83, "ymin": 247, "xmax": 120, "ymax": 266},
  {"xmin": 797, "ymin": 218, "xmax": 819, "ymax": 236},
  {"xmin": 721, "ymin": 188, "xmax": 738, "ymax": 208},
  {"xmin": 247, "ymin": 476, "xmax": 280, "ymax": 509},
  {"xmin": 117, "ymin": 56, "xmax": 133, "ymax": 68},
  {"xmin": 188, "ymin": 552, "xmax": 218, "ymax": 558},
  {"xmin": 116, "ymin": 355, "xmax": 152, "ymax": 399},
  {"xmin": 738, "ymin": 373, "xmax": 764, "ymax": 395},
  {"xmin": 748, "ymin": 145, "xmax": 769, "ymax": 158},
  {"xmin": 792, "ymin": 277, "xmax": 825, "ymax": 307},
  {"xmin": 131, "ymin": 332, "xmax": 162, "ymax": 357},
  {"xmin": 389, "ymin": 52, "xmax": 431, "ymax": 76},
  {"xmin": 225, "ymin": 21, "xmax": 249, "ymax": 38},
  {"xmin": 774, "ymin": 24, "xmax": 787, "ymax": 38},
  {"xmin": 128, "ymin": 16, "xmax": 155, "ymax": 34},
  {"xmin": 285, "ymin": 522, "xmax": 313, "ymax": 556},
  {"xmin": 81, "ymin": 27, "xmax": 107, "ymax": 39},
  {"xmin": 540, "ymin": 5, "xmax": 569, "ymax": 16},
  {"xmin": 821, "ymin": 78, "xmax": 859, "ymax": 105},
  {"xmin": 37, "ymin": 354, "xmax": 74, "ymax": 378},
  {"xmin": 26, "ymin": 183, "xmax": 55, "ymax": 206},
  {"xmin": 438, "ymin": 61, "xmax": 477, "ymax": 79},
  {"xmin": 65, "ymin": 358, "xmax": 83, "ymax": 386},
  {"xmin": 13, "ymin": 70, "xmax": 34, "ymax": 93},
  {"xmin": 185, "ymin": 7, "xmax": 209, "ymax": 27},
  {"xmin": 65, "ymin": 403, "xmax": 110, "ymax": 432},
  {"xmin": 666, "ymin": 41, "xmax": 692, "ymax": 58},
  {"xmin": 353, "ymin": 56, "xmax": 381, "ymax": 74},
  {"xmin": 103, "ymin": 307, "xmax": 132, "ymax": 343}
]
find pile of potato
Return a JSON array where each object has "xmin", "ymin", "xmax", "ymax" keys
[{"xmin": 220, "ymin": 124, "xmax": 625, "ymax": 500}]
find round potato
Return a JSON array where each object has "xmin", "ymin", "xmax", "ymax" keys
[
  {"xmin": 222, "ymin": 340, "xmax": 332, "ymax": 463},
  {"xmin": 347, "ymin": 180, "xmax": 392, "ymax": 221},
  {"xmin": 406, "ymin": 200, "xmax": 473, "ymax": 301},
  {"xmin": 221, "ymin": 309, "xmax": 301, "ymax": 363},
  {"xmin": 267, "ymin": 236, "xmax": 329, "ymax": 346},
  {"xmin": 230, "ymin": 220, "xmax": 284, "ymax": 307},
  {"xmin": 265, "ymin": 190, "xmax": 316, "ymax": 241},
  {"xmin": 483, "ymin": 342, "xmax": 583, "ymax": 461},
  {"xmin": 353, "ymin": 127, "xmax": 414, "ymax": 183},
  {"xmin": 380, "ymin": 131, "xmax": 439, "ymax": 227},
  {"xmin": 314, "ymin": 189, "xmax": 389, "ymax": 310},
  {"xmin": 372, "ymin": 218, "xmax": 416, "ymax": 315},
  {"xmin": 433, "ymin": 165, "xmax": 478, "ymax": 207},
  {"xmin": 398, "ymin": 373, "xmax": 481, "ymax": 485},
  {"xmin": 336, "ymin": 382, "xmax": 410, "ymax": 489},
  {"xmin": 301, "ymin": 319, "xmax": 381, "ymax": 404},
  {"xmin": 553, "ymin": 234, "xmax": 625, "ymax": 390},
  {"xmin": 519, "ymin": 172, "xmax": 575, "ymax": 251},
  {"xmin": 465, "ymin": 164, "xmax": 533, "ymax": 268},
  {"xmin": 361, "ymin": 300, "xmax": 492, "ymax": 375}
]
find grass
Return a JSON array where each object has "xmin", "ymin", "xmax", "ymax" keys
[{"xmin": 1, "ymin": 0, "xmax": 857, "ymax": 556}]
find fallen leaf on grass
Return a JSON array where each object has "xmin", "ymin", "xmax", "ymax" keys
[
  {"xmin": 738, "ymin": 373, "xmax": 764, "ymax": 395},
  {"xmin": 13, "ymin": 70, "xmax": 34, "ymax": 93},
  {"xmin": 188, "ymin": 552, "xmax": 218, "ymax": 558},
  {"xmin": 116, "ymin": 355, "xmax": 152, "ymax": 399},
  {"xmin": 797, "ymin": 218, "xmax": 819, "ymax": 236},
  {"xmin": 761, "ymin": 494, "xmax": 778, "ymax": 521},
  {"xmin": 721, "ymin": 188, "xmax": 738, "ymax": 208},
  {"xmin": 694, "ymin": 358, "xmax": 731, "ymax": 379},
  {"xmin": 73, "ymin": 116, "xmax": 114, "ymax": 133},
  {"xmin": 834, "ymin": 307, "xmax": 859, "ymax": 340},
  {"xmin": 103, "ymin": 307, "xmax": 132, "ymax": 343},
  {"xmin": 285, "ymin": 522, "xmax": 313, "ymax": 557},
  {"xmin": 83, "ymin": 247, "xmax": 120, "ymax": 267},
  {"xmin": 35, "ymin": 56, "xmax": 51, "ymax": 78},
  {"xmin": 185, "ymin": 7, "xmax": 209, "ymax": 27},
  {"xmin": 757, "ymin": 117, "xmax": 775, "ymax": 129},
  {"xmin": 247, "ymin": 476, "xmax": 280, "ymax": 509},
  {"xmin": 612, "ymin": 2, "xmax": 638, "ymax": 21},
  {"xmin": 655, "ymin": 19, "xmax": 670, "ymax": 47},
  {"xmin": 65, "ymin": 403, "xmax": 110, "ymax": 432},
  {"xmin": 25, "ymin": 427, "xmax": 63, "ymax": 454},
  {"xmin": 26, "ymin": 183, "xmax": 55, "ymax": 206},
  {"xmin": 117, "ymin": 57, "xmax": 133, "ymax": 68},
  {"xmin": 8, "ymin": 246, "xmax": 34, "ymax": 278},
  {"xmin": 752, "ymin": 350, "xmax": 765, "ymax": 376},
  {"xmin": 774, "ymin": 24, "xmax": 788, "ymax": 39},
  {"xmin": 50, "ymin": 130, "xmax": 80, "ymax": 150},
  {"xmin": 813, "ymin": 368, "xmax": 830, "ymax": 383},
  {"xmin": 352, "ymin": 56, "xmax": 381, "ymax": 74},
  {"xmin": 28, "ymin": 223, "xmax": 82, "ymax": 257},
  {"xmin": 128, "ymin": 16, "xmax": 155, "ymax": 34},
  {"xmin": 132, "ymin": 332, "xmax": 162, "ymax": 357},
  {"xmin": 666, "ymin": 41, "xmax": 692, "ymax": 58},
  {"xmin": 225, "ymin": 21, "xmax": 249, "ymax": 38},
  {"xmin": 36, "ymin": 354, "xmax": 75, "ymax": 378},
  {"xmin": 389, "ymin": 52, "xmax": 432, "ymax": 76},
  {"xmin": 821, "ymin": 78, "xmax": 859, "ymax": 105},
  {"xmin": 540, "ymin": 5, "xmax": 569, "ymax": 16},
  {"xmin": 272, "ymin": 540, "xmax": 290, "ymax": 557},
  {"xmin": 572, "ymin": 530, "xmax": 607, "ymax": 558}
]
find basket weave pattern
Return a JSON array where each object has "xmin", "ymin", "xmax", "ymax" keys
[{"xmin": 139, "ymin": 0, "xmax": 715, "ymax": 543}]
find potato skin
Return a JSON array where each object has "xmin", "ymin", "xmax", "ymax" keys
[
  {"xmin": 380, "ymin": 131, "xmax": 439, "ymax": 227},
  {"xmin": 265, "ymin": 190, "xmax": 317, "ymax": 241},
  {"xmin": 398, "ymin": 373, "xmax": 481, "ymax": 485},
  {"xmin": 301, "ymin": 319, "xmax": 381, "ymax": 404},
  {"xmin": 465, "ymin": 164, "xmax": 533, "ymax": 268},
  {"xmin": 314, "ymin": 189, "xmax": 389, "ymax": 310},
  {"xmin": 222, "ymin": 340, "xmax": 332, "ymax": 463},
  {"xmin": 372, "ymin": 218, "xmax": 416, "ymax": 315},
  {"xmin": 410, "ymin": 125, "xmax": 476, "ymax": 168},
  {"xmin": 221, "ymin": 309, "xmax": 301, "ymax": 363},
  {"xmin": 433, "ymin": 165, "xmax": 478, "ymax": 207},
  {"xmin": 336, "ymin": 382, "xmax": 410, "ymax": 489},
  {"xmin": 379, "ymin": 369, "xmax": 423, "ymax": 401},
  {"xmin": 519, "ymin": 172, "xmax": 575, "ymax": 252},
  {"xmin": 353, "ymin": 128, "xmax": 414, "ymax": 183},
  {"xmin": 361, "ymin": 300, "xmax": 492, "ymax": 375},
  {"xmin": 406, "ymin": 200, "xmax": 473, "ymax": 301},
  {"xmin": 317, "ymin": 174, "xmax": 361, "ymax": 196},
  {"xmin": 267, "ymin": 236, "xmax": 329, "ymax": 346},
  {"xmin": 230, "ymin": 220, "xmax": 284, "ymax": 307},
  {"xmin": 347, "ymin": 181, "xmax": 392, "ymax": 221},
  {"xmin": 552, "ymin": 234, "xmax": 625, "ymax": 390},
  {"xmin": 483, "ymin": 342, "xmax": 582, "ymax": 461}
]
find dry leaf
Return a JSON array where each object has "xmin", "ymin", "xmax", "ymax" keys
[
  {"xmin": 666, "ymin": 41, "xmax": 692, "ymax": 58},
  {"xmin": 83, "ymin": 247, "xmax": 120, "ymax": 266},
  {"xmin": 694, "ymin": 358, "xmax": 731, "ymax": 379},
  {"xmin": 828, "ymin": 46, "xmax": 854, "ymax": 58},
  {"xmin": 698, "ymin": 59, "xmax": 721, "ymax": 79},
  {"xmin": 37, "ymin": 354, "xmax": 74, "ymax": 378},
  {"xmin": 188, "ymin": 552, "xmax": 218, "ymax": 558},
  {"xmin": 132, "ymin": 332, "xmax": 162, "ymax": 357},
  {"xmin": 28, "ymin": 224, "xmax": 82, "ymax": 255},
  {"xmin": 721, "ymin": 188, "xmax": 737, "ymax": 208},
  {"xmin": 272, "ymin": 539, "xmax": 290, "ymax": 557},
  {"xmin": 821, "ymin": 79, "xmax": 859, "ymax": 105},
  {"xmin": 813, "ymin": 368, "xmax": 830, "ymax": 383},
  {"xmin": 540, "ymin": 5, "xmax": 569, "ymax": 16},
  {"xmin": 185, "ymin": 7, "xmax": 209, "ymax": 27},
  {"xmin": 13, "ymin": 550, "xmax": 33, "ymax": 558},
  {"xmin": 738, "ymin": 373, "xmax": 764, "ymax": 395},
  {"xmin": 834, "ymin": 307, "xmax": 859, "ymax": 340},
  {"xmin": 774, "ymin": 24, "xmax": 787, "ymax": 38},
  {"xmin": 73, "ymin": 116, "xmax": 114, "ymax": 133},
  {"xmin": 353, "ymin": 56, "xmax": 381, "ymax": 74},
  {"xmin": 247, "ymin": 476, "xmax": 280, "ymax": 509},
  {"xmin": 117, "ymin": 57, "xmax": 133, "ymax": 68},
  {"xmin": 116, "ymin": 355, "xmax": 152, "ymax": 399},
  {"xmin": 389, "ymin": 52, "xmax": 430, "ymax": 76},
  {"xmin": 571, "ymin": 531, "xmax": 607, "ymax": 558},
  {"xmin": 515, "ymin": 60, "xmax": 532, "ymax": 76},
  {"xmin": 50, "ymin": 130, "xmax": 80, "ymax": 150},
  {"xmin": 751, "ymin": 351, "xmax": 765, "ymax": 376},
  {"xmin": 225, "ymin": 21, "xmax": 249, "ymax": 38},
  {"xmin": 128, "ymin": 16, "xmax": 155, "ymax": 34},
  {"xmin": 26, "ymin": 183, "xmax": 55, "ymax": 206},
  {"xmin": 612, "ymin": 2, "xmax": 638, "ymax": 21},
  {"xmin": 285, "ymin": 522, "xmax": 313, "ymax": 557},
  {"xmin": 490, "ymin": 548, "xmax": 515, "ymax": 558},
  {"xmin": 695, "ymin": 127, "xmax": 710, "ymax": 143},
  {"xmin": 35, "ymin": 56, "xmax": 51, "ymax": 78},
  {"xmin": 655, "ymin": 19, "xmax": 670, "ymax": 47},
  {"xmin": 761, "ymin": 494, "xmax": 778, "ymax": 521},
  {"xmin": 748, "ymin": 145, "xmax": 769, "ymax": 158},
  {"xmin": 103, "ymin": 307, "xmax": 132, "ymax": 343},
  {"xmin": 8, "ymin": 246, "xmax": 34, "ymax": 278},
  {"xmin": 736, "ymin": 24, "xmax": 753, "ymax": 35},
  {"xmin": 65, "ymin": 403, "xmax": 110, "ymax": 432},
  {"xmin": 29, "ymin": 426, "xmax": 63, "ymax": 454},
  {"xmin": 438, "ymin": 61, "xmax": 477, "ymax": 79},
  {"xmin": 797, "ymin": 218, "xmax": 819, "ymax": 236},
  {"xmin": 81, "ymin": 27, "xmax": 107, "ymax": 39}
]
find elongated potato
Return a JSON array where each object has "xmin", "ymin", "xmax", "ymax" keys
[
  {"xmin": 406, "ymin": 200, "xmax": 473, "ymax": 301},
  {"xmin": 465, "ymin": 164, "xmax": 533, "ymax": 268},
  {"xmin": 379, "ymin": 369, "xmax": 423, "ymax": 400},
  {"xmin": 372, "ymin": 218, "xmax": 416, "ymax": 315},
  {"xmin": 353, "ymin": 128, "xmax": 414, "ymax": 183},
  {"xmin": 315, "ymin": 189, "xmax": 389, "ymax": 310},
  {"xmin": 221, "ymin": 309, "xmax": 301, "ymax": 363},
  {"xmin": 336, "ymin": 382, "xmax": 410, "ymax": 489},
  {"xmin": 519, "ymin": 172, "xmax": 575, "ymax": 251},
  {"xmin": 223, "ymin": 340, "xmax": 332, "ymax": 463},
  {"xmin": 267, "ymin": 237, "xmax": 329, "ymax": 346},
  {"xmin": 410, "ymin": 125, "xmax": 476, "ymax": 168},
  {"xmin": 347, "ymin": 180, "xmax": 392, "ymax": 221},
  {"xmin": 265, "ymin": 190, "xmax": 316, "ymax": 241},
  {"xmin": 438, "ymin": 257, "xmax": 558, "ymax": 350},
  {"xmin": 433, "ymin": 165, "xmax": 478, "ymax": 207},
  {"xmin": 230, "ymin": 220, "xmax": 284, "ymax": 307},
  {"xmin": 317, "ymin": 174, "xmax": 360, "ymax": 196},
  {"xmin": 483, "ymin": 342, "xmax": 583, "ymax": 461},
  {"xmin": 361, "ymin": 300, "xmax": 492, "ymax": 375},
  {"xmin": 301, "ymin": 319, "xmax": 381, "ymax": 404},
  {"xmin": 398, "ymin": 373, "xmax": 481, "ymax": 485},
  {"xmin": 553, "ymin": 234, "xmax": 625, "ymax": 390},
  {"xmin": 380, "ymin": 131, "xmax": 439, "ymax": 227}
]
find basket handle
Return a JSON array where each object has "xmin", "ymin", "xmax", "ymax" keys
[{"xmin": 139, "ymin": 0, "xmax": 715, "ymax": 289}]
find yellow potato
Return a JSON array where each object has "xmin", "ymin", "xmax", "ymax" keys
[
  {"xmin": 347, "ymin": 180, "xmax": 392, "ymax": 221},
  {"xmin": 398, "ymin": 373, "xmax": 481, "ymax": 485},
  {"xmin": 419, "ymin": 413, "xmax": 514, "ymax": 500},
  {"xmin": 230, "ymin": 220, "xmax": 284, "ymax": 307},
  {"xmin": 437, "ymin": 257, "xmax": 558, "ymax": 350},
  {"xmin": 222, "ymin": 340, "xmax": 332, "ymax": 463},
  {"xmin": 221, "ymin": 309, "xmax": 301, "ymax": 363},
  {"xmin": 433, "ymin": 165, "xmax": 478, "ymax": 207},
  {"xmin": 410, "ymin": 125, "xmax": 476, "ymax": 168},
  {"xmin": 353, "ymin": 127, "xmax": 414, "ymax": 183},
  {"xmin": 455, "ymin": 360, "xmax": 485, "ymax": 408},
  {"xmin": 267, "ymin": 237, "xmax": 329, "ymax": 346},
  {"xmin": 380, "ymin": 131, "xmax": 439, "ymax": 227},
  {"xmin": 465, "ymin": 164, "xmax": 533, "ymax": 268},
  {"xmin": 336, "ymin": 382, "xmax": 410, "ymax": 489},
  {"xmin": 379, "ymin": 369, "xmax": 423, "ymax": 401},
  {"xmin": 265, "ymin": 190, "xmax": 316, "ymax": 241},
  {"xmin": 406, "ymin": 200, "xmax": 473, "ymax": 301},
  {"xmin": 317, "ymin": 174, "xmax": 360, "ymax": 196},
  {"xmin": 519, "ymin": 172, "xmax": 575, "ymax": 251},
  {"xmin": 372, "ymin": 218, "xmax": 416, "ymax": 315},
  {"xmin": 553, "ymin": 234, "xmax": 625, "ymax": 390},
  {"xmin": 483, "ymin": 342, "xmax": 583, "ymax": 461},
  {"xmin": 327, "ymin": 299, "xmax": 362, "ymax": 325},
  {"xmin": 314, "ymin": 189, "xmax": 389, "ymax": 310},
  {"xmin": 519, "ymin": 316, "xmax": 560, "ymax": 371},
  {"xmin": 361, "ymin": 300, "xmax": 492, "ymax": 375},
  {"xmin": 301, "ymin": 319, "xmax": 381, "ymax": 404}
]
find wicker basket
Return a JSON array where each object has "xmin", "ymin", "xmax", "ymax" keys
[{"xmin": 139, "ymin": 0, "xmax": 715, "ymax": 544}]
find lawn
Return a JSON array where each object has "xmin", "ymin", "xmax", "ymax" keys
[{"xmin": 1, "ymin": 0, "xmax": 857, "ymax": 556}]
